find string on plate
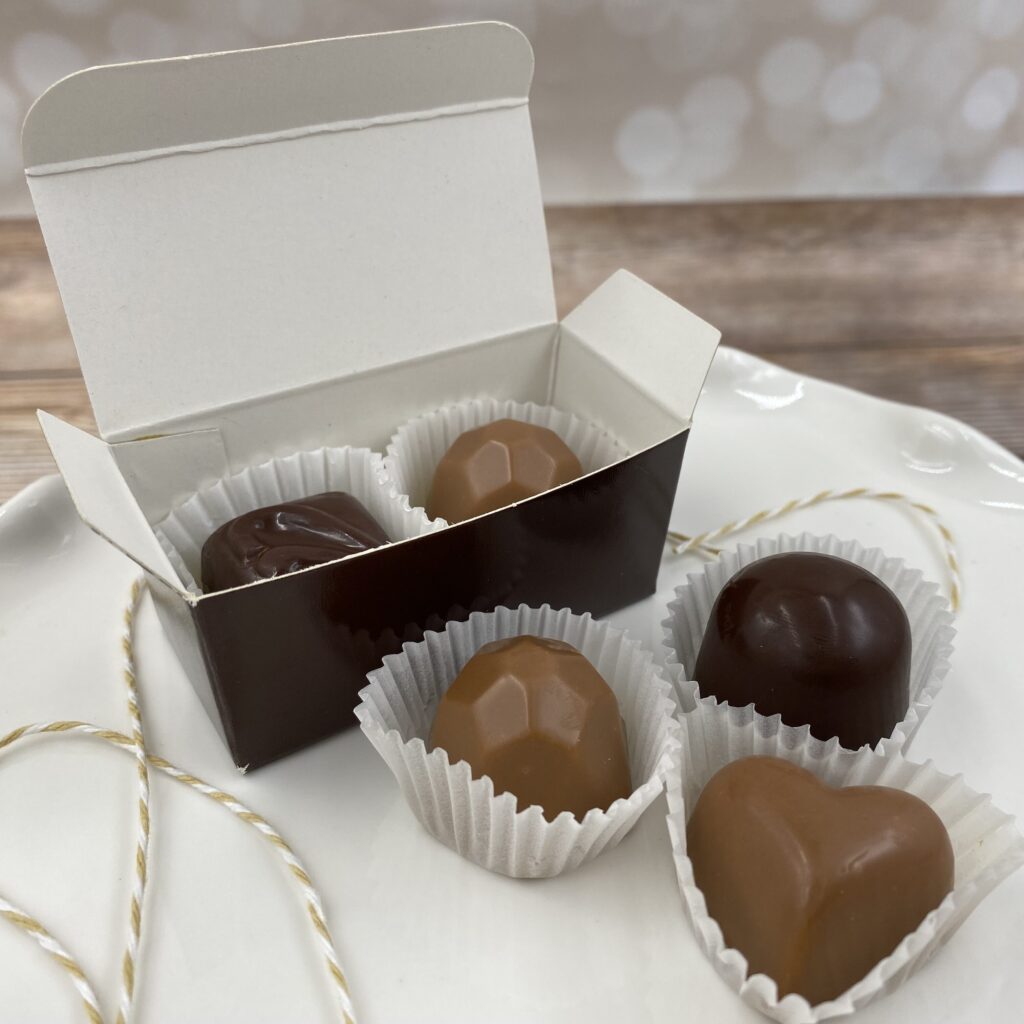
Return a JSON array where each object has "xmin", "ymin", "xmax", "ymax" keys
[
  {"xmin": 0, "ymin": 894, "xmax": 103, "ymax": 1024},
  {"xmin": 666, "ymin": 486, "xmax": 961, "ymax": 612},
  {"xmin": 116, "ymin": 578, "xmax": 148, "ymax": 1024},
  {"xmin": 0, "ymin": 581, "xmax": 356, "ymax": 1024}
]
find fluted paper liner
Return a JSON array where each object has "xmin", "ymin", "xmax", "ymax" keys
[
  {"xmin": 384, "ymin": 398, "xmax": 628, "ymax": 524},
  {"xmin": 661, "ymin": 533, "xmax": 956, "ymax": 753},
  {"xmin": 155, "ymin": 446, "xmax": 439, "ymax": 595},
  {"xmin": 666, "ymin": 699, "xmax": 1024, "ymax": 1023},
  {"xmin": 354, "ymin": 605, "xmax": 680, "ymax": 878}
]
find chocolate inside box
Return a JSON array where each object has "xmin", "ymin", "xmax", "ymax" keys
[
  {"xmin": 190, "ymin": 430, "xmax": 686, "ymax": 768},
  {"xmin": 26, "ymin": 24, "xmax": 719, "ymax": 769}
]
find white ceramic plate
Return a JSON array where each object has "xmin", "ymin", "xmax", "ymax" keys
[{"xmin": 1, "ymin": 346, "xmax": 1022, "ymax": 1024}]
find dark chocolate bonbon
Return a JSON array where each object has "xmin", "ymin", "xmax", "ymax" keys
[
  {"xmin": 693, "ymin": 552, "xmax": 911, "ymax": 748},
  {"xmin": 201, "ymin": 491, "xmax": 390, "ymax": 592}
]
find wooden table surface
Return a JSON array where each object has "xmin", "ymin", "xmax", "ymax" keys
[{"xmin": 1, "ymin": 196, "xmax": 1022, "ymax": 503}]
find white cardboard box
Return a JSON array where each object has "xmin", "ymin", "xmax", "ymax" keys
[{"xmin": 23, "ymin": 22, "xmax": 720, "ymax": 768}]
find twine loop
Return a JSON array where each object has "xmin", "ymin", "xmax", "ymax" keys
[
  {"xmin": 0, "ymin": 583, "xmax": 356, "ymax": 1024},
  {"xmin": 0, "ymin": 484, "xmax": 961, "ymax": 1021},
  {"xmin": 667, "ymin": 486, "xmax": 961, "ymax": 611}
]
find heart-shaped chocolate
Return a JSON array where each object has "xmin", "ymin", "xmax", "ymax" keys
[
  {"xmin": 693, "ymin": 551, "xmax": 912, "ymax": 748},
  {"xmin": 687, "ymin": 756, "xmax": 954, "ymax": 1006}
]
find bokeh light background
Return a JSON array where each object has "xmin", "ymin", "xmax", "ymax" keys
[{"xmin": 1, "ymin": 0, "xmax": 1023, "ymax": 215}]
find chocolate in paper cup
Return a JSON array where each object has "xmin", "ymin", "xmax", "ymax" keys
[
  {"xmin": 661, "ymin": 532, "xmax": 955, "ymax": 753},
  {"xmin": 154, "ymin": 445, "xmax": 438, "ymax": 595},
  {"xmin": 354, "ymin": 604, "xmax": 679, "ymax": 878},
  {"xmin": 665, "ymin": 699, "xmax": 1024, "ymax": 1023},
  {"xmin": 383, "ymin": 398, "xmax": 627, "ymax": 524}
]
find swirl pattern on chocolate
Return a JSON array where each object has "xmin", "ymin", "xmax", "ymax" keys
[{"xmin": 201, "ymin": 491, "xmax": 390, "ymax": 592}]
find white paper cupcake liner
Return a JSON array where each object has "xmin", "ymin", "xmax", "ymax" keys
[
  {"xmin": 661, "ymin": 533, "xmax": 956, "ymax": 753},
  {"xmin": 666, "ymin": 699, "xmax": 1024, "ymax": 1023},
  {"xmin": 154, "ymin": 445, "xmax": 439, "ymax": 595},
  {"xmin": 384, "ymin": 398, "xmax": 628, "ymax": 524},
  {"xmin": 354, "ymin": 604, "xmax": 680, "ymax": 878}
]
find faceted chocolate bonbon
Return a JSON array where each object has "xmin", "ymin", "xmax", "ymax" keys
[
  {"xmin": 693, "ymin": 552, "xmax": 911, "ymax": 748},
  {"xmin": 427, "ymin": 418, "xmax": 583, "ymax": 524},
  {"xmin": 687, "ymin": 756, "xmax": 954, "ymax": 1006},
  {"xmin": 201, "ymin": 491, "xmax": 390, "ymax": 592},
  {"xmin": 428, "ymin": 635, "xmax": 632, "ymax": 821}
]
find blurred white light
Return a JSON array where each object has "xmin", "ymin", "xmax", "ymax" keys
[
  {"xmin": 814, "ymin": 0, "xmax": 876, "ymax": 25},
  {"xmin": 0, "ymin": 81, "xmax": 18, "ymax": 124},
  {"xmin": 603, "ymin": 0, "xmax": 674, "ymax": 37},
  {"xmin": 236, "ymin": 0, "xmax": 306, "ymax": 40},
  {"xmin": 615, "ymin": 106, "xmax": 681, "ymax": 178},
  {"xmin": 764, "ymin": 105, "xmax": 821, "ymax": 151},
  {"xmin": 945, "ymin": 115, "xmax": 999, "ymax": 158},
  {"xmin": 821, "ymin": 61, "xmax": 882, "ymax": 124},
  {"xmin": 647, "ymin": 1, "xmax": 746, "ymax": 73},
  {"xmin": 0, "ymin": 120, "xmax": 20, "ymax": 186},
  {"xmin": 437, "ymin": 0, "xmax": 538, "ymax": 38},
  {"xmin": 109, "ymin": 11, "xmax": 180, "ymax": 60},
  {"xmin": 796, "ymin": 138, "xmax": 866, "ymax": 194},
  {"xmin": 12, "ymin": 32, "xmax": 87, "ymax": 97},
  {"xmin": 758, "ymin": 38, "xmax": 826, "ymax": 107},
  {"xmin": 855, "ymin": 15, "xmax": 919, "ymax": 78},
  {"xmin": 982, "ymin": 146, "xmax": 1024, "ymax": 191},
  {"xmin": 675, "ymin": 123, "xmax": 741, "ymax": 185},
  {"xmin": 962, "ymin": 67, "xmax": 1020, "ymax": 131},
  {"xmin": 882, "ymin": 126, "xmax": 944, "ymax": 189},
  {"xmin": 675, "ymin": 73, "xmax": 748, "ymax": 185},
  {"xmin": 679, "ymin": 75, "xmax": 752, "ymax": 128},
  {"xmin": 906, "ymin": 31, "xmax": 981, "ymax": 108},
  {"xmin": 45, "ymin": 0, "xmax": 110, "ymax": 14},
  {"xmin": 978, "ymin": 0, "xmax": 1024, "ymax": 39}
]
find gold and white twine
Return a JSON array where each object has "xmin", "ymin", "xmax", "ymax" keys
[
  {"xmin": 667, "ymin": 486, "xmax": 962, "ymax": 611},
  {"xmin": 0, "ymin": 894, "xmax": 103, "ymax": 1024},
  {"xmin": 140, "ymin": 751, "xmax": 354, "ymax": 1018},
  {"xmin": 117, "ymin": 579, "xmax": 148, "ymax": 1024},
  {"xmin": 0, "ymin": 582, "xmax": 356, "ymax": 1024},
  {"xmin": 0, "ymin": 485, "xmax": 961, "ymax": 1019}
]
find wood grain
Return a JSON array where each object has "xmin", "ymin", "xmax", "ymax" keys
[
  {"xmin": 547, "ymin": 198, "xmax": 1024, "ymax": 348},
  {"xmin": 1, "ymin": 197, "xmax": 1022, "ymax": 502}
]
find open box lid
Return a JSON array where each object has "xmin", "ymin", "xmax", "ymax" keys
[{"xmin": 23, "ymin": 22, "xmax": 554, "ymax": 443}]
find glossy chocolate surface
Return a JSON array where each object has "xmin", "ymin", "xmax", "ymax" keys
[
  {"xmin": 200, "ymin": 491, "xmax": 389, "ymax": 592},
  {"xmin": 687, "ymin": 756, "xmax": 954, "ymax": 1006},
  {"xmin": 693, "ymin": 552, "xmax": 911, "ymax": 748},
  {"xmin": 427, "ymin": 418, "xmax": 583, "ymax": 524},
  {"xmin": 193, "ymin": 431, "xmax": 686, "ymax": 769},
  {"xmin": 429, "ymin": 635, "xmax": 632, "ymax": 820}
]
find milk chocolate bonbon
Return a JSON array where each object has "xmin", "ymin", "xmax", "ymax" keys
[
  {"xmin": 687, "ymin": 756, "xmax": 954, "ymax": 1006},
  {"xmin": 427, "ymin": 418, "xmax": 583, "ymax": 524},
  {"xmin": 201, "ymin": 491, "xmax": 390, "ymax": 592},
  {"xmin": 693, "ymin": 551, "xmax": 911, "ymax": 748},
  {"xmin": 428, "ymin": 635, "xmax": 632, "ymax": 821}
]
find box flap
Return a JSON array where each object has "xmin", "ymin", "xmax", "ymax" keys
[
  {"xmin": 23, "ymin": 23, "xmax": 555, "ymax": 442},
  {"xmin": 559, "ymin": 270, "xmax": 720, "ymax": 425},
  {"xmin": 110, "ymin": 428, "xmax": 230, "ymax": 523},
  {"xmin": 38, "ymin": 411, "xmax": 187, "ymax": 593}
]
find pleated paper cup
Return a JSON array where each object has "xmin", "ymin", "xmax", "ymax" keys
[
  {"xmin": 384, "ymin": 398, "xmax": 628, "ymax": 524},
  {"xmin": 666, "ymin": 699, "xmax": 1024, "ymax": 1024},
  {"xmin": 661, "ymin": 533, "xmax": 956, "ymax": 753},
  {"xmin": 354, "ymin": 604, "xmax": 680, "ymax": 878},
  {"xmin": 154, "ymin": 446, "xmax": 438, "ymax": 595}
]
